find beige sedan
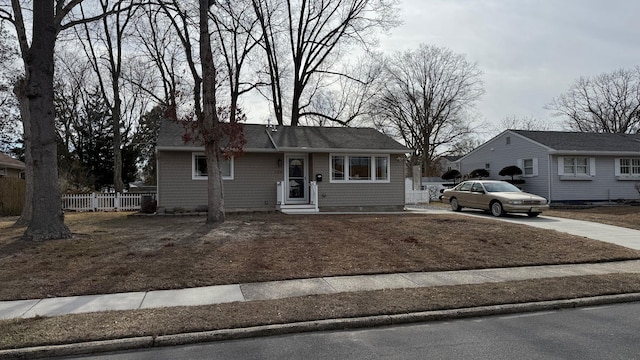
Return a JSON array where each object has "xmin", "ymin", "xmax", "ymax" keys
[{"xmin": 441, "ymin": 180, "xmax": 549, "ymax": 217}]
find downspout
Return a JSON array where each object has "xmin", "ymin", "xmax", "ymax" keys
[{"xmin": 547, "ymin": 153, "xmax": 552, "ymax": 204}]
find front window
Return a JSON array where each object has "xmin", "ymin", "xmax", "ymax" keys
[
  {"xmin": 192, "ymin": 153, "xmax": 233, "ymax": 180},
  {"xmin": 349, "ymin": 156, "xmax": 371, "ymax": 180},
  {"xmin": 564, "ymin": 157, "xmax": 589, "ymax": 175},
  {"xmin": 330, "ymin": 154, "xmax": 390, "ymax": 182}
]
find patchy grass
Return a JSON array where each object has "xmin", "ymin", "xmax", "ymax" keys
[
  {"xmin": 1, "ymin": 212, "xmax": 639, "ymax": 301},
  {"xmin": 1, "ymin": 273, "xmax": 640, "ymax": 350}
]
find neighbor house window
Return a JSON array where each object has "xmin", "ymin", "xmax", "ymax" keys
[
  {"xmin": 564, "ymin": 157, "xmax": 588, "ymax": 175},
  {"xmin": 615, "ymin": 158, "xmax": 640, "ymax": 178},
  {"xmin": 558, "ymin": 156, "xmax": 595, "ymax": 179},
  {"xmin": 619, "ymin": 158, "xmax": 640, "ymax": 175},
  {"xmin": 192, "ymin": 153, "xmax": 233, "ymax": 180},
  {"xmin": 517, "ymin": 158, "xmax": 538, "ymax": 177},
  {"xmin": 330, "ymin": 154, "xmax": 390, "ymax": 182}
]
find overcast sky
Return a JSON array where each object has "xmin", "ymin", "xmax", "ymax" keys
[{"xmin": 379, "ymin": 0, "xmax": 640, "ymax": 133}]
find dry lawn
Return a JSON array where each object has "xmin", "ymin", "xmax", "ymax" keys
[{"xmin": 1, "ymin": 211, "xmax": 639, "ymax": 301}]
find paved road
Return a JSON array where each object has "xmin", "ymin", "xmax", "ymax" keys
[{"xmin": 66, "ymin": 302, "xmax": 640, "ymax": 360}]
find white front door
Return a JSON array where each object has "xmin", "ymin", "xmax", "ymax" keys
[{"xmin": 285, "ymin": 154, "xmax": 308, "ymax": 204}]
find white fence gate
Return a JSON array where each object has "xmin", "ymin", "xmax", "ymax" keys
[{"xmin": 62, "ymin": 193, "xmax": 155, "ymax": 212}]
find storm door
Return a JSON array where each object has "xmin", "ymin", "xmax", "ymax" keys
[{"xmin": 285, "ymin": 154, "xmax": 309, "ymax": 204}]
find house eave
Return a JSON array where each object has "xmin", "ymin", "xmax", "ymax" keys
[
  {"xmin": 277, "ymin": 147, "xmax": 409, "ymax": 154},
  {"xmin": 0, "ymin": 162, "xmax": 25, "ymax": 170},
  {"xmin": 548, "ymin": 150, "xmax": 640, "ymax": 156},
  {"xmin": 156, "ymin": 146, "xmax": 409, "ymax": 154}
]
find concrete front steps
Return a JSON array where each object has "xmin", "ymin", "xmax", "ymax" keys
[{"xmin": 279, "ymin": 204, "xmax": 319, "ymax": 214}]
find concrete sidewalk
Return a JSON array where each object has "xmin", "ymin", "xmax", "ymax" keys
[{"xmin": 2, "ymin": 260, "xmax": 640, "ymax": 321}]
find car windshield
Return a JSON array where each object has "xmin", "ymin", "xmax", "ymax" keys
[{"xmin": 482, "ymin": 182, "xmax": 521, "ymax": 193}]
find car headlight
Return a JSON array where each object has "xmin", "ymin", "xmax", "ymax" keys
[{"xmin": 508, "ymin": 200, "xmax": 523, "ymax": 205}]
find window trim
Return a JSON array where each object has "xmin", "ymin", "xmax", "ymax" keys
[
  {"xmin": 329, "ymin": 154, "xmax": 391, "ymax": 183},
  {"xmin": 192, "ymin": 152, "xmax": 234, "ymax": 181}
]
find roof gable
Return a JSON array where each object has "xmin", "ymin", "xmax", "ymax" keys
[{"xmin": 156, "ymin": 120, "xmax": 408, "ymax": 153}]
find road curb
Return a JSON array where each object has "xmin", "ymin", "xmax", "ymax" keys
[{"xmin": 3, "ymin": 293, "xmax": 640, "ymax": 359}]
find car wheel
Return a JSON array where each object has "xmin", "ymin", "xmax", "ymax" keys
[
  {"xmin": 527, "ymin": 212, "xmax": 540, "ymax": 217},
  {"xmin": 450, "ymin": 198, "xmax": 462, "ymax": 212},
  {"xmin": 490, "ymin": 201, "xmax": 505, "ymax": 217}
]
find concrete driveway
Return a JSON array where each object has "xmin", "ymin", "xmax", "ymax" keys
[{"xmin": 407, "ymin": 206, "xmax": 640, "ymax": 250}]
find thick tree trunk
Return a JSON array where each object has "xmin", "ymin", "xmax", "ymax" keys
[
  {"xmin": 200, "ymin": 0, "xmax": 224, "ymax": 224},
  {"xmin": 23, "ymin": 0, "xmax": 71, "ymax": 240}
]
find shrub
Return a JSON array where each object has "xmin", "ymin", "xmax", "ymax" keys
[
  {"xmin": 469, "ymin": 168, "xmax": 490, "ymax": 179},
  {"xmin": 441, "ymin": 169, "xmax": 462, "ymax": 182},
  {"xmin": 499, "ymin": 165, "xmax": 523, "ymax": 180}
]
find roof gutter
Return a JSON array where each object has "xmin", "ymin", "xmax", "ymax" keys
[{"xmin": 547, "ymin": 150, "xmax": 640, "ymax": 156}]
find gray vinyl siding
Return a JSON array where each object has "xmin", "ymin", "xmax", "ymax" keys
[
  {"xmin": 311, "ymin": 153, "xmax": 405, "ymax": 210},
  {"xmin": 157, "ymin": 151, "xmax": 283, "ymax": 211},
  {"xmin": 158, "ymin": 150, "xmax": 406, "ymax": 211},
  {"xmin": 459, "ymin": 132, "xmax": 551, "ymax": 199},
  {"xmin": 549, "ymin": 155, "xmax": 640, "ymax": 201}
]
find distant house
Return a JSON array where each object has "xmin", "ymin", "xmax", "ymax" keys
[
  {"xmin": 458, "ymin": 130, "xmax": 640, "ymax": 203},
  {"xmin": 0, "ymin": 152, "xmax": 25, "ymax": 178},
  {"xmin": 156, "ymin": 121, "xmax": 409, "ymax": 213}
]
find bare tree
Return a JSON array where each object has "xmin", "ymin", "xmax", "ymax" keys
[
  {"xmin": 547, "ymin": 67, "xmax": 640, "ymax": 133},
  {"xmin": 0, "ymin": 0, "xmax": 121, "ymax": 240},
  {"xmin": 152, "ymin": 0, "xmax": 233, "ymax": 224},
  {"xmin": 75, "ymin": 0, "xmax": 141, "ymax": 192},
  {"xmin": 252, "ymin": 0, "xmax": 399, "ymax": 126},
  {"xmin": 0, "ymin": 22, "xmax": 20, "ymax": 154},
  {"xmin": 498, "ymin": 115, "xmax": 553, "ymax": 131},
  {"xmin": 373, "ymin": 44, "xmax": 484, "ymax": 177},
  {"xmin": 304, "ymin": 53, "xmax": 384, "ymax": 126},
  {"xmin": 210, "ymin": 0, "xmax": 261, "ymax": 124}
]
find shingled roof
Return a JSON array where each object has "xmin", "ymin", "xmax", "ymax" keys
[
  {"xmin": 156, "ymin": 120, "xmax": 408, "ymax": 153},
  {"xmin": 512, "ymin": 130, "xmax": 640, "ymax": 152},
  {"xmin": 0, "ymin": 152, "xmax": 25, "ymax": 170}
]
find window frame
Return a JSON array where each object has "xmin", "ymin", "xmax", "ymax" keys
[
  {"xmin": 517, "ymin": 158, "xmax": 538, "ymax": 177},
  {"xmin": 615, "ymin": 158, "xmax": 640, "ymax": 179},
  {"xmin": 192, "ymin": 152, "xmax": 234, "ymax": 181},
  {"xmin": 329, "ymin": 154, "xmax": 391, "ymax": 183},
  {"xmin": 557, "ymin": 156, "xmax": 595, "ymax": 180}
]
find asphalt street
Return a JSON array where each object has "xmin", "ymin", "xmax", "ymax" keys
[{"xmin": 64, "ymin": 302, "xmax": 640, "ymax": 360}]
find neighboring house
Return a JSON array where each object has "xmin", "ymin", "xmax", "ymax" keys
[
  {"xmin": 458, "ymin": 130, "xmax": 640, "ymax": 203},
  {"xmin": 156, "ymin": 120, "xmax": 409, "ymax": 213},
  {"xmin": 0, "ymin": 152, "xmax": 25, "ymax": 178},
  {"xmin": 439, "ymin": 155, "xmax": 461, "ymax": 175}
]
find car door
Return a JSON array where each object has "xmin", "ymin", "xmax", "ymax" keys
[
  {"xmin": 469, "ymin": 182, "xmax": 488, "ymax": 210},
  {"xmin": 454, "ymin": 182, "xmax": 473, "ymax": 207}
]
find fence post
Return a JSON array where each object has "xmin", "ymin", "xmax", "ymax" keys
[
  {"xmin": 91, "ymin": 193, "xmax": 97, "ymax": 211},
  {"xmin": 115, "ymin": 192, "xmax": 120, "ymax": 212}
]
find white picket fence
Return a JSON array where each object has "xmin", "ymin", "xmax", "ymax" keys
[{"xmin": 61, "ymin": 192, "xmax": 156, "ymax": 212}]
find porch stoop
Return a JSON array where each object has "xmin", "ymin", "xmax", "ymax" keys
[{"xmin": 279, "ymin": 204, "xmax": 319, "ymax": 214}]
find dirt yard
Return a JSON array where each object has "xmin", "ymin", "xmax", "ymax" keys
[{"xmin": 1, "ymin": 211, "xmax": 639, "ymax": 301}]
